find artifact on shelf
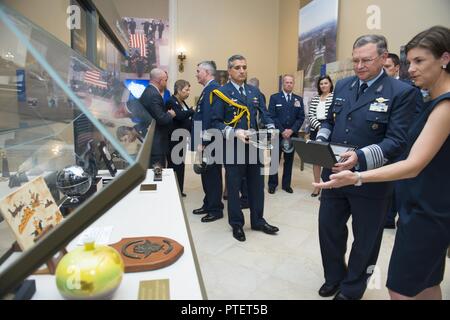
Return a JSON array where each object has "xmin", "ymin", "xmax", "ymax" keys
[
  {"xmin": 56, "ymin": 165, "xmax": 92, "ymax": 205},
  {"xmin": 153, "ymin": 163, "xmax": 162, "ymax": 182},
  {"xmin": 1, "ymin": 150, "xmax": 10, "ymax": 178},
  {"xmin": 98, "ymin": 141, "xmax": 117, "ymax": 177},
  {"xmin": 79, "ymin": 139, "xmax": 98, "ymax": 178},
  {"xmin": 109, "ymin": 236, "xmax": 184, "ymax": 273},
  {"xmin": 0, "ymin": 176, "xmax": 64, "ymax": 250},
  {"xmin": 55, "ymin": 239, "xmax": 124, "ymax": 299}
]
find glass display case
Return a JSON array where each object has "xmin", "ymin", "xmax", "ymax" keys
[{"xmin": 0, "ymin": 4, "xmax": 154, "ymax": 297}]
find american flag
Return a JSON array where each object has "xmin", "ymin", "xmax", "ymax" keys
[
  {"xmin": 129, "ymin": 33, "xmax": 147, "ymax": 57},
  {"xmin": 84, "ymin": 70, "xmax": 107, "ymax": 89}
]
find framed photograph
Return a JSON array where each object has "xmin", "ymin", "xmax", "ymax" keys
[{"xmin": 0, "ymin": 176, "xmax": 64, "ymax": 250}]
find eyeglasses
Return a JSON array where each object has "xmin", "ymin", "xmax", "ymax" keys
[{"xmin": 352, "ymin": 56, "xmax": 380, "ymax": 66}]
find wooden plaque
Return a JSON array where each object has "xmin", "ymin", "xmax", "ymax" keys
[{"xmin": 109, "ymin": 237, "xmax": 184, "ymax": 273}]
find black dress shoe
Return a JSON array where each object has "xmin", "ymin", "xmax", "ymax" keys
[
  {"xmin": 252, "ymin": 223, "xmax": 279, "ymax": 234},
  {"xmin": 311, "ymin": 190, "xmax": 320, "ymax": 197},
  {"xmin": 192, "ymin": 207, "xmax": 207, "ymax": 215},
  {"xmin": 333, "ymin": 292, "xmax": 355, "ymax": 300},
  {"xmin": 201, "ymin": 214, "xmax": 223, "ymax": 223},
  {"xmin": 232, "ymin": 226, "xmax": 246, "ymax": 242},
  {"xmin": 181, "ymin": 193, "xmax": 187, "ymax": 197},
  {"xmin": 268, "ymin": 186, "xmax": 276, "ymax": 194},
  {"xmin": 318, "ymin": 283, "xmax": 340, "ymax": 297},
  {"xmin": 283, "ymin": 186, "xmax": 293, "ymax": 193}
]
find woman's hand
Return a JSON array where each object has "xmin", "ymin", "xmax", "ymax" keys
[{"xmin": 312, "ymin": 170, "xmax": 359, "ymax": 189}]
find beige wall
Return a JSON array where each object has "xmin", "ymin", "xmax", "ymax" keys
[
  {"xmin": 3, "ymin": 0, "xmax": 70, "ymax": 45},
  {"xmin": 278, "ymin": 0, "xmax": 299, "ymax": 76},
  {"xmin": 337, "ymin": 0, "xmax": 450, "ymax": 60},
  {"xmin": 111, "ymin": 0, "xmax": 169, "ymax": 20},
  {"xmin": 176, "ymin": 0, "xmax": 280, "ymax": 105}
]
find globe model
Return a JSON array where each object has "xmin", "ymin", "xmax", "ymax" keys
[
  {"xmin": 55, "ymin": 242, "xmax": 124, "ymax": 299},
  {"xmin": 56, "ymin": 165, "xmax": 92, "ymax": 198}
]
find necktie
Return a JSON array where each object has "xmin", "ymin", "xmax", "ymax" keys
[
  {"xmin": 239, "ymin": 86, "xmax": 245, "ymax": 97},
  {"xmin": 357, "ymin": 82, "xmax": 368, "ymax": 101},
  {"xmin": 287, "ymin": 94, "xmax": 291, "ymax": 103}
]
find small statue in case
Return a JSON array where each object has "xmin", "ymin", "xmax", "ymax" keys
[
  {"xmin": 153, "ymin": 163, "xmax": 162, "ymax": 182},
  {"xmin": 1, "ymin": 150, "xmax": 10, "ymax": 178},
  {"xmin": 98, "ymin": 141, "xmax": 117, "ymax": 177},
  {"xmin": 79, "ymin": 139, "xmax": 98, "ymax": 178}
]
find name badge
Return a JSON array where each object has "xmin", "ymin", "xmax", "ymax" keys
[
  {"xmin": 276, "ymin": 104, "xmax": 282, "ymax": 107},
  {"xmin": 369, "ymin": 103, "xmax": 388, "ymax": 112},
  {"xmin": 335, "ymin": 98, "xmax": 345, "ymax": 106},
  {"xmin": 370, "ymin": 97, "xmax": 389, "ymax": 112}
]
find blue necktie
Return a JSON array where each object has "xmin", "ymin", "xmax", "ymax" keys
[
  {"xmin": 239, "ymin": 86, "xmax": 245, "ymax": 97},
  {"xmin": 357, "ymin": 83, "xmax": 368, "ymax": 101}
]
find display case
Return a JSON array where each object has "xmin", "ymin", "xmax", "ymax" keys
[{"xmin": 0, "ymin": 4, "xmax": 155, "ymax": 297}]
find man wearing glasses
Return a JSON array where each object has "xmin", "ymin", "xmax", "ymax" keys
[{"xmin": 315, "ymin": 35, "xmax": 416, "ymax": 300}]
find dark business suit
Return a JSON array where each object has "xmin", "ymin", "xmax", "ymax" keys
[
  {"xmin": 316, "ymin": 71, "xmax": 416, "ymax": 299},
  {"xmin": 139, "ymin": 84, "xmax": 173, "ymax": 167},
  {"xmin": 126, "ymin": 98, "xmax": 153, "ymax": 137},
  {"xmin": 211, "ymin": 82, "xmax": 275, "ymax": 228},
  {"xmin": 166, "ymin": 95, "xmax": 194, "ymax": 193},
  {"xmin": 192, "ymin": 80, "xmax": 224, "ymax": 217},
  {"xmin": 268, "ymin": 92, "xmax": 305, "ymax": 190}
]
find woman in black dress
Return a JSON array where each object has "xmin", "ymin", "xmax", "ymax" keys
[
  {"xmin": 166, "ymin": 80, "xmax": 195, "ymax": 197},
  {"xmin": 314, "ymin": 26, "xmax": 450, "ymax": 299}
]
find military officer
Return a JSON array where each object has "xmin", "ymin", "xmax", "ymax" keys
[
  {"xmin": 315, "ymin": 35, "xmax": 417, "ymax": 300},
  {"xmin": 268, "ymin": 74, "xmax": 305, "ymax": 194},
  {"xmin": 211, "ymin": 54, "xmax": 279, "ymax": 242},
  {"xmin": 191, "ymin": 60, "xmax": 224, "ymax": 223}
]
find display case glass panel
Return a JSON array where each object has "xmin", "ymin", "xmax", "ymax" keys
[{"xmin": 0, "ymin": 4, "xmax": 153, "ymax": 297}]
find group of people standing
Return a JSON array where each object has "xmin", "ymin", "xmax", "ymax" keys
[
  {"xmin": 135, "ymin": 25, "xmax": 449, "ymax": 300},
  {"xmin": 126, "ymin": 18, "xmax": 166, "ymax": 40}
]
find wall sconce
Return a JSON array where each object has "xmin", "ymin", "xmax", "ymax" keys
[{"xmin": 177, "ymin": 48, "xmax": 186, "ymax": 73}]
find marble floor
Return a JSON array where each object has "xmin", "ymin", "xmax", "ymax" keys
[{"xmin": 182, "ymin": 159, "xmax": 450, "ymax": 300}]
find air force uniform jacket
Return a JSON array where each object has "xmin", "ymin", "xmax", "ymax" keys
[{"xmin": 317, "ymin": 71, "xmax": 416, "ymax": 198}]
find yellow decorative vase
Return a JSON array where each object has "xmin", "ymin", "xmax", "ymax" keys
[{"xmin": 55, "ymin": 241, "xmax": 124, "ymax": 299}]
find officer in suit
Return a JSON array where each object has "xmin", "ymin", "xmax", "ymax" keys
[
  {"xmin": 211, "ymin": 54, "xmax": 279, "ymax": 242},
  {"xmin": 191, "ymin": 60, "xmax": 224, "ymax": 223},
  {"xmin": 268, "ymin": 75, "xmax": 305, "ymax": 194},
  {"xmin": 139, "ymin": 68, "xmax": 175, "ymax": 167},
  {"xmin": 315, "ymin": 35, "xmax": 416, "ymax": 300}
]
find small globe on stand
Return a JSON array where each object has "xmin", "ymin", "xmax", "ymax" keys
[{"xmin": 56, "ymin": 165, "xmax": 92, "ymax": 205}]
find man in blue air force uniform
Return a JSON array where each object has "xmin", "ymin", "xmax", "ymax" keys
[
  {"xmin": 211, "ymin": 54, "xmax": 279, "ymax": 242},
  {"xmin": 315, "ymin": 35, "xmax": 416, "ymax": 300},
  {"xmin": 191, "ymin": 60, "xmax": 224, "ymax": 223},
  {"xmin": 268, "ymin": 74, "xmax": 305, "ymax": 194}
]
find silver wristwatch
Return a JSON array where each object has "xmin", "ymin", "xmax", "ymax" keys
[{"xmin": 354, "ymin": 171, "xmax": 363, "ymax": 186}]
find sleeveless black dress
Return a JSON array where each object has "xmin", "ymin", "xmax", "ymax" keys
[{"xmin": 386, "ymin": 92, "xmax": 450, "ymax": 297}]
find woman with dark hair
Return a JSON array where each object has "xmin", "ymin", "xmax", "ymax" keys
[
  {"xmin": 313, "ymin": 26, "xmax": 450, "ymax": 300},
  {"xmin": 308, "ymin": 75, "xmax": 334, "ymax": 197},
  {"xmin": 166, "ymin": 79, "xmax": 195, "ymax": 197}
]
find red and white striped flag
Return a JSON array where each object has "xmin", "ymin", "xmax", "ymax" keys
[
  {"xmin": 129, "ymin": 33, "xmax": 147, "ymax": 57},
  {"xmin": 84, "ymin": 70, "xmax": 107, "ymax": 89}
]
